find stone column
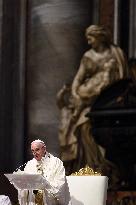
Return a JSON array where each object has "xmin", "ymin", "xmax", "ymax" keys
[
  {"xmin": 129, "ymin": 0, "xmax": 136, "ymax": 58},
  {"xmin": 0, "ymin": 0, "xmax": 27, "ymax": 172},
  {"xmin": 99, "ymin": 0, "xmax": 114, "ymax": 37},
  {"xmin": 113, "ymin": 0, "xmax": 120, "ymax": 44}
]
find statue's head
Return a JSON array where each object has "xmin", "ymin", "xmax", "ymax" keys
[{"xmin": 85, "ymin": 25, "xmax": 112, "ymax": 46}]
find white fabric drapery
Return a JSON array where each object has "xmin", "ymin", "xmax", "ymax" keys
[{"xmin": 0, "ymin": 195, "xmax": 11, "ymax": 205}]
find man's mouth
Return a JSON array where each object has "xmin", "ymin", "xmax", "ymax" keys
[{"xmin": 34, "ymin": 154, "xmax": 39, "ymax": 159}]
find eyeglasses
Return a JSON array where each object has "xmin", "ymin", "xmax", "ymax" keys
[{"xmin": 31, "ymin": 146, "xmax": 44, "ymax": 154}]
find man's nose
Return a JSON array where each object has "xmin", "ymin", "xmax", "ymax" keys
[{"xmin": 32, "ymin": 151, "xmax": 37, "ymax": 155}]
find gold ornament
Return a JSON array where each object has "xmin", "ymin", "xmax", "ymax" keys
[{"xmin": 71, "ymin": 165, "xmax": 101, "ymax": 176}]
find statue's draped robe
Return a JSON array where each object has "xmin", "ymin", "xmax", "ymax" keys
[{"xmin": 59, "ymin": 44, "xmax": 128, "ymax": 174}]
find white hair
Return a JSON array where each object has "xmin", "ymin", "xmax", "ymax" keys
[{"xmin": 31, "ymin": 139, "xmax": 46, "ymax": 147}]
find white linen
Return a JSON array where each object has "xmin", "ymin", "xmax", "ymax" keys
[
  {"xmin": 66, "ymin": 176, "xmax": 108, "ymax": 205},
  {"xmin": 0, "ymin": 195, "xmax": 11, "ymax": 205}
]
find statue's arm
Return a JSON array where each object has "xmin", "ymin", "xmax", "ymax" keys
[
  {"xmin": 71, "ymin": 58, "xmax": 86, "ymax": 99},
  {"xmin": 56, "ymin": 84, "xmax": 70, "ymax": 109}
]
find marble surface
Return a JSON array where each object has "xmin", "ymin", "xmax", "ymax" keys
[{"xmin": 26, "ymin": 0, "xmax": 94, "ymax": 156}]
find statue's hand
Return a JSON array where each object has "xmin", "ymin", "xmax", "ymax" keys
[
  {"xmin": 62, "ymin": 83, "xmax": 71, "ymax": 91},
  {"xmin": 104, "ymin": 58, "xmax": 116, "ymax": 70}
]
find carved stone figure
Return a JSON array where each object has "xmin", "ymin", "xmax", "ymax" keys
[
  {"xmin": 56, "ymin": 84, "xmax": 78, "ymax": 162},
  {"xmin": 57, "ymin": 25, "xmax": 128, "ymax": 182}
]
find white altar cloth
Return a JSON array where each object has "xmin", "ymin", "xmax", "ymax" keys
[{"xmin": 66, "ymin": 176, "xmax": 108, "ymax": 205}]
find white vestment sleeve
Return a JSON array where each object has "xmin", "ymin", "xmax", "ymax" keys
[
  {"xmin": 45, "ymin": 158, "xmax": 66, "ymax": 195},
  {"xmin": 43, "ymin": 158, "xmax": 70, "ymax": 205}
]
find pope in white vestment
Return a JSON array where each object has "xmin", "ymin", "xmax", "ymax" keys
[{"xmin": 17, "ymin": 139, "xmax": 71, "ymax": 205}]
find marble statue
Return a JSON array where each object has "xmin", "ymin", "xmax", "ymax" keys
[{"xmin": 57, "ymin": 25, "xmax": 128, "ymax": 183}]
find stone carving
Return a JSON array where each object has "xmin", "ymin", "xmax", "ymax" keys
[{"xmin": 57, "ymin": 25, "xmax": 128, "ymax": 188}]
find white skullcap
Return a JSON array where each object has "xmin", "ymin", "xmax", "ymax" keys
[{"xmin": 31, "ymin": 139, "xmax": 46, "ymax": 146}]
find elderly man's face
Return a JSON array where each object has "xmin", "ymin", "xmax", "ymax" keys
[{"xmin": 31, "ymin": 142, "xmax": 46, "ymax": 161}]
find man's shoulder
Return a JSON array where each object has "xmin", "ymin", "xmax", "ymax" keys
[
  {"xmin": 26, "ymin": 158, "xmax": 36, "ymax": 165},
  {"xmin": 48, "ymin": 153, "xmax": 63, "ymax": 164},
  {"xmin": 48, "ymin": 153, "xmax": 61, "ymax": 160},
  {"xmin": 24, "ymin": 158, "xmax": 36, "ymax": 171}
]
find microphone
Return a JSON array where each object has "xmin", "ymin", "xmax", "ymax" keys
[{"xmin": 14, "ymin": 162, "xmax": 27, "ymax": 172}]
